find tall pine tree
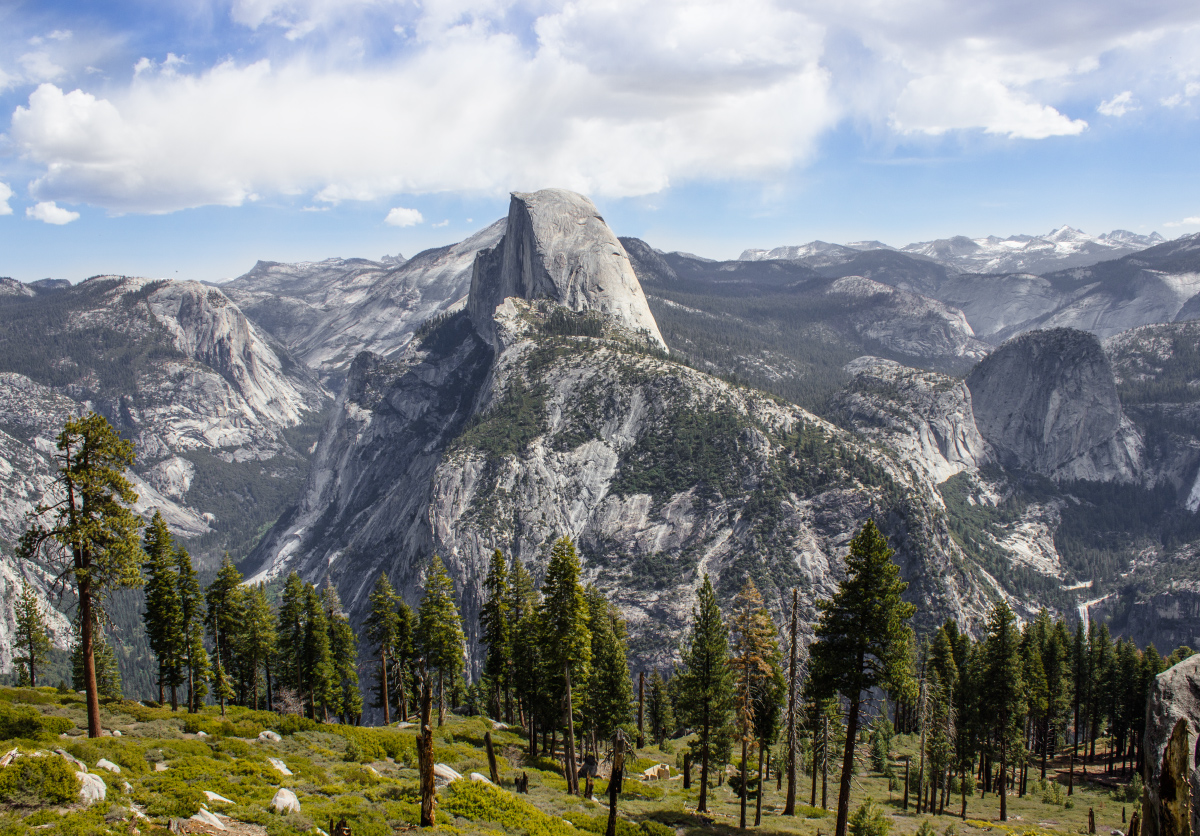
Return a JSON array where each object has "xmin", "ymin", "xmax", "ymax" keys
[
  {"xmin": 981, "ymin": 600, "xmax": 1024, "ymax": 822},
  {"xmin": 479, "ymin": 549, "xmax": 512, "ymax": 721},
  {"xmin": 809, "ymin": 520, "xmax": 916, "ymax": 836},
  {"xmin": 675, "ymin": 574, "xmax": 734, "ymax": 814},
  {"xmin": 416, "ymin": 555, "xmax": 465, "ymax": 727},
  {"xmin": 584, "ymin": 586, "xmax": 633, "ymax": 740},
  {"xmin": 365, "ymin": 572, "xmax": 402, "ymax": 724},
  {"xmin": 14, "ymin": 578, "xmax": 52, "ymax": 688},
  {"xmin": 176, "ymin": 545, "xmax": 210, "ymax": 712},
  {"xmin": 142, "ymin": 512, "xmax": 183, "ymax": 707}
]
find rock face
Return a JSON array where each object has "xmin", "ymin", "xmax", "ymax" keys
[
  {"xmin": 967, "ymin": 328, "xmax": 1142, "ymax": 482},
  {"xmin": 1143, "ymin": 653, "xmax": 1200, "ymax": 836},
  {"xmin": 468, "ymin": 190, "xmax": 666, "ymax": 352},
  {"xmin": 247, "ymin": 194, "xmax": 997, "ymax": 682},
  {"xmin": 271, "ymin": 788, "xmax": 300, "ymax": 814},
  {"xmin": 832, "ymin": 357, "xmax": 990, "ymax": 485}
]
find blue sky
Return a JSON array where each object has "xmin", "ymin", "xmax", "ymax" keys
[{"xmin": 1, "ymin": 0, "xmax": 1199, "ymax": 283}]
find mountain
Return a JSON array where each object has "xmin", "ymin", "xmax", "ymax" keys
[
  {"xmin": 742, "ymin": 227, "xmax": 1166, "ymax": 276},
  {"xmin": 245, "ymin": 189, "xmax": 998, "ymax": 676},
  {"xmin": 221, "ymin": 221, "xmax": 506, "ymax": 388},
  {"xmin": 0, "ymin": 276, "xmax": 330, "ymax": 684}
]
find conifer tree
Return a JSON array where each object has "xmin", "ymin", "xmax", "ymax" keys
[
  {"xmin": 480, "ymin": 549, "xmax": 512, "ymax": 720},
  {"xmin": 416, "ymin": 555, "xmax": 465, "ymax": 727},
  {"xmin": 366, "ymin": 572, "xmax": 402, "ymax": 724},
  {"xmin": 176, "ymin": 545, "xmax": 210, "ymax": 712},
  {"xmin": 276, "ymin": 572, "xmax": 307, "ymax": 702},
  {"xmin": 241, "ymin": 585, "xmax": 277, "ymax": 710},
  {"xmin": 142, "ymin": 512, "xmax": 183, "ymax": 706},
  {"xmin": 323, "ymin": 585, "xmax": 363, "ymax": 723},
  {"xmin": 394, "ymin": 599, "xmax": 417, "ymax": 721},
  {"xmin": 537, "ymin": 536, "xmax": 591, "ymax": 794},
  {"xmin": 585, "ymin": 586, "xmax": 634, "ymax": 740},
  {"xmin": 647, "ymin": 669, "xmax": 674, "ymax": 746},
  {"xmin": 212, "ymin": 661, "xmax": 235, "ymax": 716},
  {"xmin": 728, "ymin": 579, "xmax": 785, "ymax": 829},
  {"xmin": 981, "ymin": 600, "xmax": 1024, "ymax": 821},
  {"xmin": 14, "ymin": 578, "xmax": 52, "ymax": 689},
  {"xmin": 303, "ymin": 583, "xmax": 336, "ymax": 719},
  {"xmin": 205, "ymin": 555, "xmax": 245, "ymax": 705},
  {"xmin": 675, "ymin": 574, "xmax": 734, "ymax": 814},
  {"xmin": 809, "ymin": 519, "xmax": 916, "ymax": 836},
  {"xmin": 509, "ymin": 556, "xmax": 543, "ymax": 750},
  {"xmin": 19, "ymin": 412, "xmax": 145, "ymax": 736}
]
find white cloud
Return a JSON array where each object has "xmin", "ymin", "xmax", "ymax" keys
[
  {"xmin": 0, "ymin": 183, "xmax": 13, "ymax": 215},
  {"xmin": 47, "ymin": 30, "xmax": 73, "ymax": 41},
  {"xmin": 1098, "ymin": 91, "xmax": 1136, "ymax": 117},
  {"xmin": 26, "ymin": 200, "xmax": 79, "ymax": 224},
  {"xmin": 8, "ymin": 0, "xmax": 1200, "ymax": 213},
  {"xmin": 19, "ymin": 51, "xmax": 66, "ymax": 82},
  {"xmin": 1165, "ymin": 216, "xmax": 1200, "ymax": 228},
  {"xmin": 384, "ymin": 207, "xmax": 423, "ymax": 226}
]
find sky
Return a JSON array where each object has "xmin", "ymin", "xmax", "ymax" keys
[{"xmin": 1, "ymin": 0, "xmax": 1199, "ymax": 283}]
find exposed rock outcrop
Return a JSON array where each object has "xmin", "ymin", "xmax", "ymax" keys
[
  {"xmin": 966, "ymin": 328, "xmax": 1142, "ymax": 482},
  {"xmin": 1143, "ymin": 653, "xmax": 1200, "ymax": 836},
  {"xmin": 468, "ymin": 190, "xmax": 666, "ymax": 352}
]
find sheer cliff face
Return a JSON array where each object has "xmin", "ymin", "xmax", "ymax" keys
[
  {"xmin": 468, "ymin": 190, "xmax": 666, "ymax": 352},
  {"xmin": 966, "ymin": 328, "xmax": 1142, "ymax": 482},
  {"xmin": 248, "ymin": 190, "xmax": 995, "ymax": 673}
]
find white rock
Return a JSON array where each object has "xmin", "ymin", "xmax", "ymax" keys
[
  {"xmin": 268, "ymin": 757, "xmax": 293, "ymax": 776},
  {"xmin": 96, "ymin": 758, "xmax": 121, "ymax": 774},
  {"xmin": 196, "ymin": 730, "xmax": 209, "ymax": 737},
  {"xmin": 271, "ymin": 787, "xmax": 301, "ymax": 814},
  {"xmin": 363, "ymin": 765, "xmax": 379, "ymax": 776},
  {"xmin": 57, "ymin": 749, "xmax": 86, "ymax": 771},
  {"xmin": 203, "ymin": 791, "xmax": 234, "ymax": 804},
  {"xmin": 491, "ymin": 721, "xmax": 509, "ymax": 731},
  {"xmin": 469, "ymin": 772, "xmax": 494, "ymax": 785},
  {"xmin": 433, "ymin": 763, "xmax": 462, "ymax": 788},
  {"xmin": 258, "ymin": 730, "xmax": 282, "ymax": 743},
  {"xmin": 190, "ymin": 808, "xmax": 226, "ymax": 830},
  {"xmin": 77, "ymin": 771, "xmax": 107, "ymax": 805},
  {"xmin": 395, "ymin": 722, "xmax": 414, "ymax": 729},
  {"xmin": 122, "ymin": 782, "xmax": 133, "ymax": 794},
  {"xmin": 155, "ymin": 762, "xmax": 169, "ymax": 772},
  {"xmin": 0, "ymin": 748, "xmax": 18, "ymax": 767},
  {"xmin": 112, "ymin": 730, "xmax": 123, "ymax": 737}
]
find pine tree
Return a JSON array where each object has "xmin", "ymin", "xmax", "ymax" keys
[
  {"xmin": 584, "ymin": 586, "xmax": 633, "ymax": 740},
  {"xmin": 13, "ymin": 578, "xmax": 52, "ymax": 688},
  {"xmin": 276, "ymin": 572, "xmax": 307, "ymax": 703},
  {"xmin": 365, "ymin": 572, "xmax": 402, "ymax": 724},
  {"xmin": 303, "ymin": 583, "xmax": 336, "ymax": 720},
  {"xmin": 19, "ymin": 412, "xmax": 145, "ymax": 737},
  {"xmin": 323, "ymin": 585, "xmax": 363, "ymax": 723},
  {"xmin": 480, "ymin": 549, "xmax": 512, "ymax": 720},
  {"xmin": 176, "ymin": 545, "xmax": 210, "ymax": 712},
  {"xmin": 981, "ymin": 600, "xmax": 1024, "ymax": 821},
  {"xmin": 212, "ymin": 661, "xmax": 235, "ymax": 716},
  {"xmin": 728, "ymin": 579, "xmax": 785, "ymax": 829},
  {"xmin": 809, "ymin": 519, "xmax": 916, "ymax": 836},
  {"xmin": 394, "ymin": 600, "xmax": 417, "ymax": 721},
  {"xmin": 205, "ymin": 554, "xmax": 245, "ymax": 708},
  {"xmin": 537, "ymin": 536, "xmax": 591, "ymax": 794},
  {"xmin": 509, "ymin": 556, "xmax": 543, "ymax": 751},
  {"xmin": 416, "ymin": 555, "xmax": 465, "ymax": 727},
  {"xmin": 241, "ymin": 585, "xmax": 277, "ymax": 710},
  {"xmin": 142, "ymin": 512, "xmax": 183, "ymax": 707},
  {"xmin": 675, "ymin": 574, "xmax": 734, "ymax": 814},
  {"xmin": 646, "ymin": 669, "xmax": 674, "ymax": 745}
]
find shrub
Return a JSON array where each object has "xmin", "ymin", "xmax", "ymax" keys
[
  {"xmin": 0, "ymin": 705, "xmax": 74, "ymax": 741},
  {"xmin": 442, "ymin": 779, "xmax": 575, "ymax": 836},
  {"xmin": 344, "ymin": 737, "xmax": 363, "ymax": 763},
  {"xmin": 640, "ymin": 822, "xmax": 674, "ymax": 836},
  {"xmin": 573, "ymin": 814, "xmax": 640, "ymax": 836},
  {"xmin": 275, "ymin": 715, "xmax": 319, "ymax": 736},
  {"xmin": 849, "ymin": 798, "xmax": 891, "ymax": 836},
  {"xmin": 1114, "ymin": 775, "xmax": 1143, "ymax": 804},
  {"xmin": 0, "ymin": 754, "xmax": 81, "ymax": 805},
  {"xmin": 796, "ymin": 805, "xmax": 829, "ymax": 819},
  {"xmin": 917, "ymin": 819, "xmax": 936, "ymax": 836}
]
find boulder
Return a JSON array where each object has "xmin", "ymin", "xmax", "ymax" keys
[
  {"xmin": 190, "ymin": 808, "xmax": 226, "ymax": 830},
  {"xmin": 1143, "ymin": 653, "xmax": 1200, "ymax": 836},
  {"xmin": 112, "ymin": 730, "xmax": 123, "ymax": 737},
  {"xmin": 203, "ymin": 791, "xmax": 234, "ymax": 804},
  {"xmin": 258, "ymin": 730, "xmax": 282, "ymax": 743},
  {"xmin": 77, "ymin": 771, "xmax": 107, "ymax": 805},
  {"xmin": 0, "ymin": 748, "xmax": 18, "ymax": 768},
  {"xmin": 268, "ymin": 757, "xmax": 293, "ymax": 776},
  {"xmin": 469, "ymin": 772, "xmax": 494, "ymax": 785},
  {"xmin": 196, "ymin": 730, "xmax": 209, "ymax": 737},
  {"xmin": 122, "ymin": 782, "xmax": 133, "ymax": 794},
  {"xmin": 56, "ymin": 749, "xmax": 86, "ymax": 771},
  {"xmin": 271, "ymin": 787, "xmax": 301, "ymax": 814},
  {"xmin": 155, "ymin": 762, "xmax": 169, "ymax": 772},
  {"xmin": 433, "ymin": 763, "xmax": 462, "ymax": 788},
  {"xmin": 96, "ymin": 758, "xmax": 121, "ymax": 773}
]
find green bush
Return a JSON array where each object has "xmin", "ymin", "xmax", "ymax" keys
[
  {"xmin": 1114, "ymin": 775, "xmax": 1143, "ymax": 804},
  {"xmin": 573, "ymin": 813, "xmax": 640, "ymax": 836},
  {"xmin": 442, "ymin": 779, "xmax": 575, "ymax": 836},
  {"xmin": 916, "ymin": 819, "xmax": 936, "ymax": 836},
  {"xmin": 275, "ymin": 715, "xmax": 319, "ymax": 736},
  {"xmin": 0, "ymin": 754, "xmax": 81, "ymax": 805},
  {"xmin": 640, "ymin": 822, "xmax": 674, "ymax": 836},
  {"xmin": 0, "ymin": 705, "xmax": 73, "ymax": 741},
  {"xmin": 849, "ymin": 798, "xmax": 890, "ymax": 836}
]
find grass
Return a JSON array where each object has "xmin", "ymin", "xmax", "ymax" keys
[{"xmin": 0, "ymin": 687, "xmax": 1137, "ymax": 836}]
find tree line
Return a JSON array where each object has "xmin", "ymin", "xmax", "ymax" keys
[{"xmin": 11, "ymin": 412, "xmax": 1179, "ymax": 836}]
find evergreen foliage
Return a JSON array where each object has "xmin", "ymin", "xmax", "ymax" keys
[
  {"xmin": 13, "ymin": 579, "xmax": 52, "ymax": 689},
  {"xmin": 417, "ymin": 555, "xmax": 466, "ymax": 726}
]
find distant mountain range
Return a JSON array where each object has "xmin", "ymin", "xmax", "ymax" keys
[{"xmin": 741, "ymin": 226, "xmax": 1167, "ymax": 276}]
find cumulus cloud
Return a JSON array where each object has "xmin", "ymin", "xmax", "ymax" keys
[
  {"xmin": 384, "ymin": 206, "xmax": 423, "ymax": 226},
  {"xmin": 0, "ymin": 182, "xmax": 13, "ymax": 215},
  {"xmin": 1165, "ymin": 216, "xmax": 1200, "ymax": 228},
  {"xmin": 6, "ymin": 0, "xmax": 1200, "ymax": 213},
  {"xmin": 1098, "ymin": 91, "xmax": 1136, "ymax": 117},
  {"xmin": 26, "ymin": 200, "xmax": 79, "ymax": 224}
]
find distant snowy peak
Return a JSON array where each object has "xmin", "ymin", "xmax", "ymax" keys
[{"xmin": 740, "ymin": 227, "xmax": 1167, "ymax": 275}]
